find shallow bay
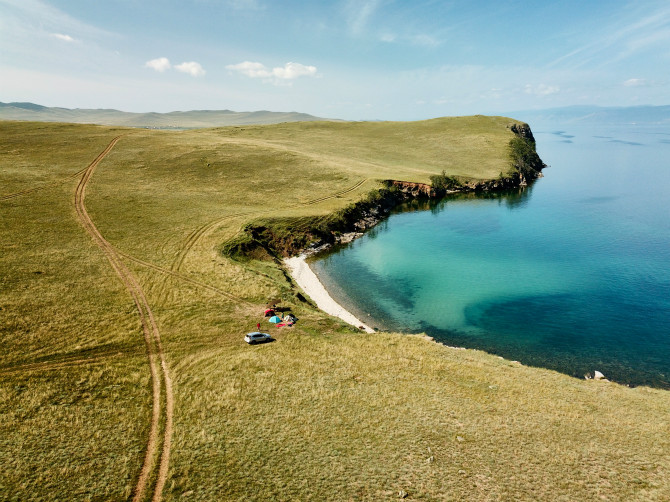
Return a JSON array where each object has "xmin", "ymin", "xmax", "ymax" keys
[{"xmin": 312, "ymin": 121, "xmax": 670, "ymax": 388}]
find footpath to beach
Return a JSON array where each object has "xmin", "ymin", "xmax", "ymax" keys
[{"xmin": 285, "ymin": 255, "xmax": 375, "ymax": 334}]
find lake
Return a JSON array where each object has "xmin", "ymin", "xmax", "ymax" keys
[{"xmin": 311, "ymin": 120, "xmax": 670, "ymax": 388}]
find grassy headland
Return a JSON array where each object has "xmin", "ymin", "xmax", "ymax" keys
[{"xmin": 1, "ymin": 118, "xmax": 669, "ymax": 501}]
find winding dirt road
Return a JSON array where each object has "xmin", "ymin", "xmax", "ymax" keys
[
  {"xmin": 70, "ymin": 140, "xmax": 370, "ymax": 499},
  {"xmin": 73, "ymin": 136, "xmax": 173, "ymax": 502}
]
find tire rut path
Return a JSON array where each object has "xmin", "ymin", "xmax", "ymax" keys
[
  {"xmin": 171, "ymin": 177, "xmax": 369, "ymax": 274},
  {"xmin": 119, "ymin": 249, "xmax": 254, "ymax": 306},
  {"xmin": 73, "ymin": 136, "xmax": 173, "ymax": 502},
  {"xmin": 1, "ymin": 167, "xmax": 91, "ymax": 201}
]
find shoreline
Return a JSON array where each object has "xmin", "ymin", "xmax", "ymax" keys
[
  {"xmin": 284, "ymin": 254, "xmax": 375, "ymax": 334},
  {"xmin": 284, "ymin": 254, "xmax": 619, "ymax": 385}
]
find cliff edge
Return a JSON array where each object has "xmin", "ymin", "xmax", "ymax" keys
[{"xmin": 223, "ymin": 119, "xmax": 546, "ymax": 260}]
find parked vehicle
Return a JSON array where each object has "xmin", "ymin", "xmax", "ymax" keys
[{"xmin": 244, "ymin": 332, "xmax": 273, "ymax": 344}]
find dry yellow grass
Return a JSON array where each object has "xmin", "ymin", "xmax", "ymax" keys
[{"xmin": 1, "ymin": 119, "xmax": 669, "ymax": 501}]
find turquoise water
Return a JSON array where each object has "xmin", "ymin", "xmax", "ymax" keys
[{"xmin": 312, "ymin": 123, "xmax": 670, "ymax": 388}]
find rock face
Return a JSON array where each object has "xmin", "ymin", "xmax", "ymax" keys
[
  {"xmin": 384, "ymin": 171, "xmax": 537, "ymax": 198},
  {"xmin": 507, "ymin": 122, "xmax": 546, "ymax": 183},
  {"xmin": 385, "ymin": 180, "xmax": 437, "ymax": 198},
  {"xmin": 508, "ymin": 122, "xmax": 536, "ymax": 143}
]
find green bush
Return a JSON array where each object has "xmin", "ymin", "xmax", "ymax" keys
[{"xmin": 429, "ymin": 170, "xmax": 461, "ymax": 191}]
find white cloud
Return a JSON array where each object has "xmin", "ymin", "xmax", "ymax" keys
[
  {"xmin": 524, "ymin": 83, "xmax": 560, "ymax": 96},
  {"xmin": 273, "ymin": 62, "xmax": 317, "ymax": 79},
  {"xmin": 175, "ymin": 61, "xmax": 206, "ymax": 77},
  {"xmin": 623, "ymin": 78, "xmax": 647, "ymax": 87},
  {"xmin": 145, "ymin": 57, "xmax": 171, "ymax": 72},
  {"xmin": 52, "ymin": 33, "xmax": 76, "ymax": 42},
  {"xmin": 226, "ymin": 61, "xmax": 317, "ymax": 82},
  {"xmin": 144, "ymin": 58, "xmax": 206, "ymax": 77}
]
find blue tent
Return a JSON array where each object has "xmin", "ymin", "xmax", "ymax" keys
[{"xmin": 269, "ymin": 315, "xmax": 282, "ymax": 323}]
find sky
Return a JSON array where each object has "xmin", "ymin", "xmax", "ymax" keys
[{"xmin": 1, "ymin": 0, "xmax": 669, "ymax": 120}]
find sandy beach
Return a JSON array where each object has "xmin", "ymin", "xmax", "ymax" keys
[{"xmin": 285, "ymin": 254, "xmax": 375, "ymax": 334}]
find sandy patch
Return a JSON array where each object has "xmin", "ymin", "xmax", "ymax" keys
[{"xmin": 285, "ymin": 254, "xmax": 375, "ymax": 333}]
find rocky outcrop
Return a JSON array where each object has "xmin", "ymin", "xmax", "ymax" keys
[
  {"xmin": 386, "ymin": 175, "xmax": 533, "ymax": 198},
  {"xmin": 223, "ymin": 187, "xmax": 409, "ymax": 259},
  {"xmin": 585, "ymin": 370, "xmax": 609, "ymax": 382},
  {"xmin": 385, "ymin": 180, "xmax": 437, "ymax": 198},
  {"xmin": 508, "ymin": 122, "xmax": 536, "ymax": 143},
  {"xmin": 463, "ymin": 172, "xmax": 532, "ymax": 191},
  {"xmin": 507, "ymin": 122, "xmax": 546, "ymax": 183}
]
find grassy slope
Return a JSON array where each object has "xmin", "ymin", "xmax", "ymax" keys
[
  {"xmin": 0, "ymin": 122, "xmax": 150, "ymax": 499},
  {"xmin": 211, "ymin": 116, "xmax": 515, "ymax": 183},
  {"xmin": 1, "ymin": 119, "xmax": 669, "ymax": 501}
]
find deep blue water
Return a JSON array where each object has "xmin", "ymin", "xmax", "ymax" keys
[{"xmin": 312, "ymin": 122, "xmax": 670, "ymax": 388}]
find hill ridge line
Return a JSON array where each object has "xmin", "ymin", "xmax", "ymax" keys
[{"xmin": 0, "ymin": 101, "xmax": 332, "ymax": 128}]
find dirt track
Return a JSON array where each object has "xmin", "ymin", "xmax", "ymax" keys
[
  {"xmin": 171, "ymin": 177, "xmax": 369, "ymax": 273},
  {"xmin": 73, "ymin": 136, "xmax": 173, "ymax": 502},
  {"xmin": 69, "ymin": 141, "xmax": 370, "ymax": 499}
]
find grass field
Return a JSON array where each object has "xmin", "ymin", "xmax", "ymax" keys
[{"xmin": 1, "ymin": 118, "xmax": 669, "ymax": 501}]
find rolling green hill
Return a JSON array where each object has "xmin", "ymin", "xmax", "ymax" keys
[{"xmin": 1, "ymin": 119, "xmax": 669, "ymax": 501}]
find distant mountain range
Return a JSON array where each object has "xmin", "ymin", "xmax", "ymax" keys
[
  {"xmin": 507, "ymin": 105, "xmax": 670, "ymax": 126},
  {"xmin": 0, "ymin": 102, "xmax": 329, "ymax": 128},
  {"xmin": 2, "ymin": 102, "xmax": 668, "ymax": 128}
]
